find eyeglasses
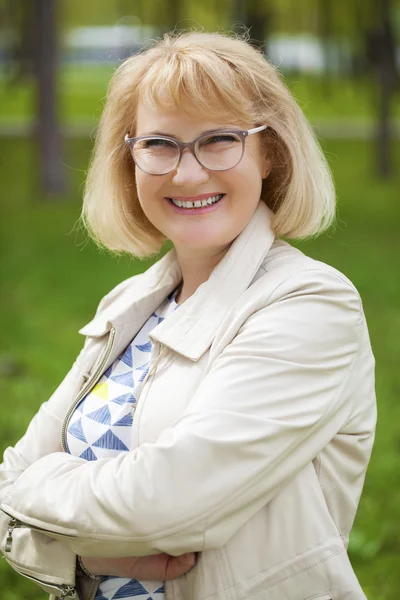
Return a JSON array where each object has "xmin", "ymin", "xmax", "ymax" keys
[{"xmin": 124, "ymin": 125, "xmax": 269, "ymax": 176}]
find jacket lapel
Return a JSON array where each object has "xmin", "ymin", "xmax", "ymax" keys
[{"xmin": 151, "ymin": 202, "xmax": 275, "ymax": 360}]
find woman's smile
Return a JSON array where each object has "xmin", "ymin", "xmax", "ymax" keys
[{"xmin": 165, "ymin": 193, "xmax": 226, "ymax": 215}]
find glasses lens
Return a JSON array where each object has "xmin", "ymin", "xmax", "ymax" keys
[
  {"xmin": 196, "ymin": 133, "xmax": 243, "ymax": 171},
  {"xmin": 132, "ymin": 138, "xmax": 179, "ymax": 174}
]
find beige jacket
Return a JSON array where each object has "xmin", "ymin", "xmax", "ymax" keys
[{"xmin": 0, "ymin": 202, "xmax": 376, "ymax": 600}]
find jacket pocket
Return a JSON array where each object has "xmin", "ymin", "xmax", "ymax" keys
[
  {"xmin": 4, "ymin": 557, "xmax": 77, "ymax": 598},
  {"xmin": 1, "ymin": 513, "xmax": 77, "ymax": 598},
  {"xmin": 2, "ymin": 513, "xmax": 76, "ymax": 554},
  {"xmin": 305, "ymin": 594, "xmax": 333, "ymax": 600}
]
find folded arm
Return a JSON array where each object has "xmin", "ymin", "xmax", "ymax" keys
[{"xmin": 1, "ymin": 271, "xmax": 364, "ymax": 558}]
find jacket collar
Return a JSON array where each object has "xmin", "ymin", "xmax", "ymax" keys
[{"xmin": 79, "ymin": 201, "xmax": 275, "ymax": 361}]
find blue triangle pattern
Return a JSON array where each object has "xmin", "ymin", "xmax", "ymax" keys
[
  {"xmin": 119, "ymin": 344, "xmax": 133, "ymax": 368},
  {"xmin": 135, "ymin": 341, "xmax": 152, "ymax": 353},
  {"xmin": 68, "ymin": 418, "xmax": 87, "ymax": 443},
  {"xmin": 66, "ymin": 288, "xmax": 181, "ymax": 600},
  {"xmin": 80, "ymin": 447, "xmax": 97, "ymax": 461},
  {"xmin": 112, "ymin": 579, "xmax": 149, "ymax": 598},
  {"xmin": 110, "ymin": 371, "xmax": 134, "ymax": 387},
  {"xmin": 138, "ymin": 364, "xmax": 150, "ymax": 382},
  {"xmin": 136, "ymin": 361, "xmax": 150, "ymax": 371},
  {"xmin": 112, "ymin": 413, "xmax": 133, "ymax": 427},
  {"xmin": 92, "ymin": 430, "xmax": 129, "ymax": 451},
  {"xmin": 86, "ymin": 405, "xmax": 112, "ymax": 425},
  {"xmin": 103, "ymin": 364, "xmax": 113, "ymax": 379},
  {"xmin": 111, "ymin": 392, "xmax": 135, "ymax": 406}
]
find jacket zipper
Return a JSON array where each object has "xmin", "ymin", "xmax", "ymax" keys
[
  {"xmin": 56, "ymin": 585, "xmax": 77, "ymax": 599},
  {"xmin": 5, "ymin": 527, "xmax": 76, "ymax": 597},
  {"xmin": 3, "ymin": 514, "xmax": 75, "ymax": 553},
  {"xmin": 5, "ymin": 518, "xmax": 23, "ymax": 551},
  {"xmin": 4, "ymin": 517, "xmax": 77, "ymax": 597},
  {"xmin": 4, "ymin": 514, "xmax": 96, "ymax": 598},
  {"xmin": 61, "ymin": 328, "xmax": 116, "ymax": 451},
  {"xmin": 22, "ymin": 575, "xmax": 76, "ymax": 599},
  {"xmin": 87, "ymin": 578, "xmax": 101, "ymax": 600}
]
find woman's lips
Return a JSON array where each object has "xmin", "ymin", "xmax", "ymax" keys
[
  {"xmin": 168, "ymin": 192, "xmax": 224, "ymax": 201},
  {"xmin": 164, "ymin": 194, "xmax": 226, "ymax": 215}
]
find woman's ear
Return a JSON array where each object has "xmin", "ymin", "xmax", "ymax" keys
[{"xmin": 262, "ymin": 158, "xmax": 272, "ymax": 179}]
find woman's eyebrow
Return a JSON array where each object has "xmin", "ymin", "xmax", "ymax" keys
[
  {"xmin": 139, "ymin": 127, "xmax": 232, "ymax": 138},
  {"xmin": 142, "ymin": 130, "xmax": 175, "ymax": 137}
]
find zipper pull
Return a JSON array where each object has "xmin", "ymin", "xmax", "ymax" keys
[
  {"xmin": 59, "ymin": 585, "xmax": 77, "ymax": 599},
  {"xmin": 5, "ymin": 518, "xmax": 21, "ymax": 552}
]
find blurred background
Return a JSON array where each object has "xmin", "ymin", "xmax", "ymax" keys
[{"xmin": 0, "ymin": 1, "xmax": 399, "ymax": 599}]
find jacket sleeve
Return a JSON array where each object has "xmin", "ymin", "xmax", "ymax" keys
[
  {"xmin": 0, "ymin": 270, "xmax": 369, "ymax": 558},
  {"xmin": 0, "ymin": 340, "xmax": 91, "ymax": 593}
]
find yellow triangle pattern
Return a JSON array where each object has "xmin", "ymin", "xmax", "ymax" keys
[{"xmin": 91, "ymin": 381, "xmax": 109, "ymax": 400}]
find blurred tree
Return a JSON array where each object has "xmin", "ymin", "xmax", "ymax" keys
[
  {"xmin": 317, "ymin": 0, "xmax": 334, "ymax": 97},
  {"xmin": 231, "ymin": 0, "xmax": 246, "ymax": 28},
  {"xmin": 306, "ymin": 0, "xmax": 399, "ymax": 178},
  {"xmin": 232, "ymin": 0, "xmax": 274, "ymax": 52},
  {"xmin": 33, "ymin": 0, "xmax": 66, "ymax": 195},
  {"xmin": 1, "ymin": 0, "xmax": 66, "ymax": 196},
  {"xmin": 366, "ymin": 0, "xmax": 399, "ymax": 177},
  {"xmin": 165, "ymin": 0, "xmax": 183, "ymax": 32}
]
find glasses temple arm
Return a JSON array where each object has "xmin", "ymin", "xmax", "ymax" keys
[{"xmin": 247, "ymin": 124, "xmax": 269, "ymax": 135}]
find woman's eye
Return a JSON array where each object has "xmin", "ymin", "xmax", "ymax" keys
[
  {"xmin": 145, "ymin": 138, "xmax": 174, "ymax": 148},
  {"xmin": 203, "ymin": 135, "xmax": 238, "ymax": 145}
]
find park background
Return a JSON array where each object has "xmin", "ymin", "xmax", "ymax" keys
[{"xmin": 0, "ymin": 1, "xmax": 399, "ymax": 599}]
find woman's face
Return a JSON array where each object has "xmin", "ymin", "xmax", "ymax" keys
[{"xmin": 134, "ymin": 101, "xmax": 271, "ymax": 257}]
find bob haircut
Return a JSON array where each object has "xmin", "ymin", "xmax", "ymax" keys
[{"xmin": 82, "ymin": 30, "xmax": 336, "ymax": 257}]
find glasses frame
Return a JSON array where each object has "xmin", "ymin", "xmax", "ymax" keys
[{"xmin": 124, "ymin": 124, "xmax": 269, "ymax": 175}]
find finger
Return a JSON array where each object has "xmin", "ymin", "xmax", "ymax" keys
[{"xmin": 165, "ymin": 552, "xmax": 196, "ymax": 579}]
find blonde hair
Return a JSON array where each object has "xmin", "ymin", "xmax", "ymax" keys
[{"xmin": 82, "ymin": 30, "xmax": 336, "ymax": 257}]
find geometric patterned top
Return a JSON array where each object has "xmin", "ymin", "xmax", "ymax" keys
[{"xmin": 66, "ymin": 286, "xmax": 180, "ymax": 600}]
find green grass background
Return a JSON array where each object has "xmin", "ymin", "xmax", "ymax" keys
[{"xmin": 0, "ymin": 69, "xmax": 399, "ymax": 599}]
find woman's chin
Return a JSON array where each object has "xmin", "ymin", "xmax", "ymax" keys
[{"xmin": 172, "ymin": 235, "xmax": 229, "ymax": 255}]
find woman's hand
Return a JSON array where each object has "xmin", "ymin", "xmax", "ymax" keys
[{"xmin": 79, "ymin": 552, "xmax": 197, "ymax": 581}]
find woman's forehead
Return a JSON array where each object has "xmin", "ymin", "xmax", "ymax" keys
[
  {"xmin": 135, "ymin": 100, "xmax": 244, "ymax": 135},
  {"xmin": 137, "ymin": 80, "xmax": 250, "ymax": 117}
]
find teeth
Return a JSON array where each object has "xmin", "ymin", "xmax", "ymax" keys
[{"xmin": 170, "ymin": 194, "xmax": 223, "ymax": 209}]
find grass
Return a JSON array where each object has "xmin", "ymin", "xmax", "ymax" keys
[{"xmin": 0, "ymin": 137, "xmax": 399, "ymax": 599}]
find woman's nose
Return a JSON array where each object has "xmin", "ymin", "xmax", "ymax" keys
[{"xmin": 171, "ymin": 149, "xmax": 209, "ymax": 185}]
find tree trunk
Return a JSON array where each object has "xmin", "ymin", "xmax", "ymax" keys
[
  {"xmin": 33, "ymin": 0, "xmax": 66, "ymax": 196},
  {"xmin": 370, "ymin": 0, "xmax": 398, "ymax": 178},
  {"xmin": 231, "ymin": 0, "xmax": 246, "ymax": 29},
  {"xmin": 165, "ymin": 0, "xmax": 182, "ymax": 32},
  {"xmin": 317, "ymin": 0, "xmax": 334, "ymax": 99},
  {"xmin": 377, "ymin": 54, "xmax": 391, "ymax": 178},
  {"xmin": 243, "ymin": 0, "xmax": 271, "ymax": 52}
]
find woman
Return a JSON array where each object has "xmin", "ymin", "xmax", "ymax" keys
[{"xmin": 0, "ymin": 31, "xmax": 376, "ymax": 600}]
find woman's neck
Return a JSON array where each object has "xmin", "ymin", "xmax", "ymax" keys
[{"xmin": 174, "ymin": 245, "xmax": 230, "ymax": 305}]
